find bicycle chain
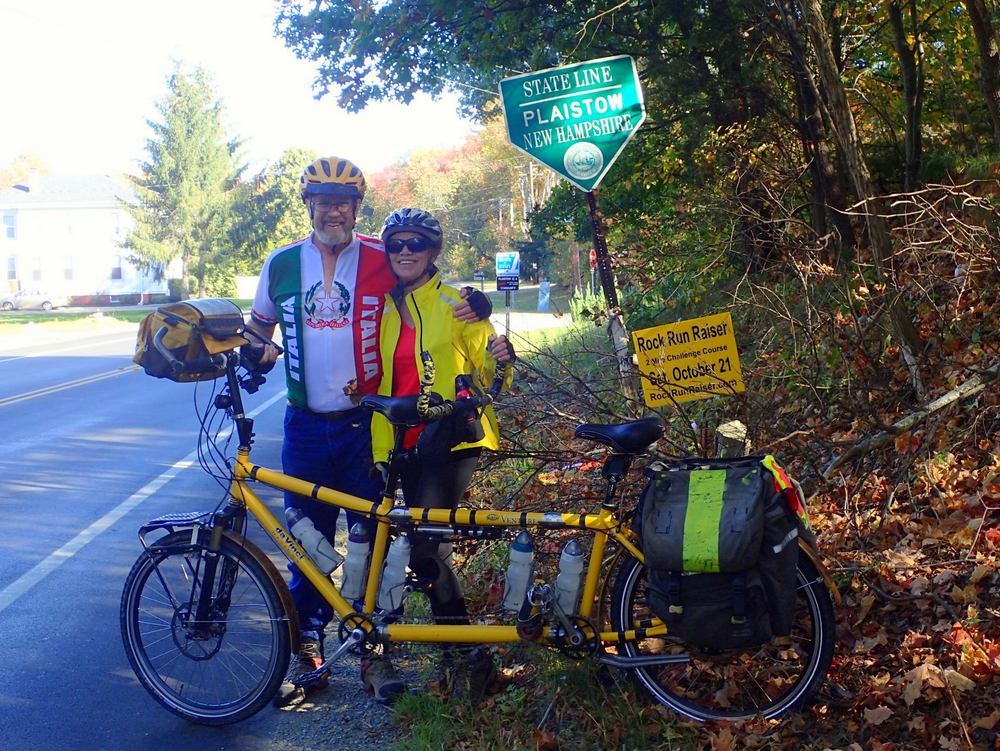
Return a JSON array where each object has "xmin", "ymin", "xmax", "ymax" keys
[{"xmin": 336, "ymin": 603, "xmax": 601, "ymax": 661}]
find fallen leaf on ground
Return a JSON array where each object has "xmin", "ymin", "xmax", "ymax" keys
[{"xmin": 864, "ymin": 705, "xmax": 894, "ymax": 725}]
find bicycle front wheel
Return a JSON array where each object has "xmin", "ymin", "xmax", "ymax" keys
[
  {"xmin": 120, "ymin": 531, "xmax": 290, "ymax": 725},
  {"xmin": 610, "ymin": 550, "xmax": 835, "ymax": 722}
]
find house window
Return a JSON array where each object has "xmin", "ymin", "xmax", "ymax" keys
[
  {"xmin": 111, "ymin": 255, "xmax": 123, "ymax": 280},
  {"xmin": 6, "ymin": 256, "xmax": 15, "ymax": 280},
  {"xmin": 2, "ymin": 213, "xmax": 14, "ymax": 240},
  {"xmin": 31, "ymin": 257, "xmax": 42, "ymax": 282},
  {"xmin": 64, "ymin": 256, "xmax": 73, "ymax": 281}
]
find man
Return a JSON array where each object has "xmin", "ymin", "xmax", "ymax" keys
[{"xmin": 247, "ymin": 156, "xmax": 492, "ymax": 707}]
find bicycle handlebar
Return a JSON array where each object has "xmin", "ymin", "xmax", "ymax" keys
[
  {"xmin": 152, "ymin": 325, "xmax": 224, "ymax": 377},
  {"xmin": 415, "ymin": 350, "xmax": 509, "ymax": 420}
]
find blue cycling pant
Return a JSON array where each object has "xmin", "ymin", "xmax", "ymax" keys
[{"xmin": 281, "ymin": 405, "xmax": 382, "ymax": 642}]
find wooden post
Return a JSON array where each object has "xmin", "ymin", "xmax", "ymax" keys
[
  {"xmin": 585, "ymin": 191, "xmax": 638, "ymax": 407},
  {"xmin": 716, "ymin": 420, "xmax": 750, "ymax": 457}
]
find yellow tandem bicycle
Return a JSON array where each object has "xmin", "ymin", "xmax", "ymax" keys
[{"xmin": 119, "ymin": 301, "xmax": 836, "ymax": 725}]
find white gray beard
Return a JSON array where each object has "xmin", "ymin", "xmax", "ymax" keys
[{"xmin": 315, "ymin": 226, "xmax": 351, "ymax": 248}]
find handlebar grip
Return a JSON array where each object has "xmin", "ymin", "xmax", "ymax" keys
[
  {"xmin": 417, "ymin": 351, "xmax": 454, "ymax": 419},
  {"xmin": 151, "ymin": 325, "xmax": 222, "ymax": 376},
  {"xmin": 152, "ymin": 326, "xmax": 184, "ymax": 375},
  {"xmin": 488, "ymin": 365, "xmax": 509, "ymax": 400}
]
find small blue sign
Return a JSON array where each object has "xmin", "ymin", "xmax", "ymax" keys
[{"xmin": 495, "ymin": 252, "xmax": 520, "ymax": 276}]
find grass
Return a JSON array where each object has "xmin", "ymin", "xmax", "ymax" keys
[
  {"xmin": 452, "ymin": 281, "xmax": 575, "ymax": 316},
  {"xmin": 0, "ymin": 298, "xmax": 254, "ymax": 336},
  {"xmin": 0, "ymin": 310, "xmax": 147, "ymax": 335},
  {"xmin": 389, "ymin": 646, "xmax": 695, "ymax": 751}
]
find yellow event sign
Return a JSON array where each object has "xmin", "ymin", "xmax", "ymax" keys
[{"xmin": 632, "ymin": 312, "xmax": 744, "ymax": 406}]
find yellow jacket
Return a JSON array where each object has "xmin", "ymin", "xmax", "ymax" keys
[{"xmin": 371, "ymin": 273, "xmax": 510, "ymax": 464}]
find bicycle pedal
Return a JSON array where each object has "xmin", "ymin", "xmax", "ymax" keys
[{"xmin": 294, "ymin": 667, "xmax": 330, "ymax": 688}]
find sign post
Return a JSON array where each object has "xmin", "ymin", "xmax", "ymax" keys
[
  {"xmin": 495, "ymin": 251, "xmax": 521, "ymax": 336},
  {"xmin": 500, "ymin": 56, "xmax": 646, "ymax": 406}
]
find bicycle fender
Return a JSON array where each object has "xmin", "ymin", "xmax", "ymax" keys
[
  {"xmin": 798, "ymin": 537, "xmax": 842, "ymax": 605},
  {"xmin": 222, "ymin": 530, "xmax": 302, "ymax": 653}
]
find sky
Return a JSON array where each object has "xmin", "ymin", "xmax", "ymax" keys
[{"xmin": 0, "ymin": 0, "xmax": 480, "ymax": 177}]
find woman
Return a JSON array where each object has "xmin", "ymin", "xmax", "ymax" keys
[{"xmin": 370, "ymin": 207, "xmax": 515, "ymax": 702}]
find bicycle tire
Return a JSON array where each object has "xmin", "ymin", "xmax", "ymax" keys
[
  {"xmin": 610, "ymin": 549, "xmax": 835, "ymax": 722},
  {"xmin": 120, "ymin": 531, "xmax": 290, "ymax": 725}
]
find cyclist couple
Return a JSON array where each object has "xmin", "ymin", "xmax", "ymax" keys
[{"xmin": 247, "ymin": 156, "xmax": 515, "ymax": 709}]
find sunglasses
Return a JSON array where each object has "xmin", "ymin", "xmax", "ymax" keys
[{"xmin": 386, "ymin": 236, "xmax": 435, "ymax": 254}]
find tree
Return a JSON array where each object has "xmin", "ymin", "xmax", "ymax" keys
[
  {"xmin": 887, "ymin": 0, "xmax": 926, "ymax": 190},
  {"xmin": 125, "ymin": 65, "xmax": 243, "ymax": 298},
  {"xmin": 962, "ymin": 0, "xmax": 1000, "ymax": 149},
  {"xmin": 800, "ymin": 0, "xmax": 925, "ymax": 392},
  {"xmin": 228, "ymin": 147, "xmax": 317, "ymax": 275},
  {"xmin": 0, "ymin": 153, "xmax": 48, "ymax": 189}
]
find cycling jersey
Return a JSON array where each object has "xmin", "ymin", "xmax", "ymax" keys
[
  {"xmin": 371, "ymin": 272, "xmax": 506, "ymax": 464},
  {"xmin": 251, "ymin": 233, "xmax": 395, "ymax": 412}
]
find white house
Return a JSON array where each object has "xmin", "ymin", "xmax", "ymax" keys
[{"xmin": 0, "ymin": 174, "xmax": 172, "ymax": 304}]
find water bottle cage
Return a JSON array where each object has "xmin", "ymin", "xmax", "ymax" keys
[{"xmin": 516, "ymin": 592, "xmax": 544, "ymax": 641}]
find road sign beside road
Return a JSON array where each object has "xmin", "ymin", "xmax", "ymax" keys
[
  {"xmin": 496, "ymin": 251, "xmax": 520, "ymax": 291},
  {"xmin": 499, "ymin": 55, "xmax": 646, "ymax": 192}
]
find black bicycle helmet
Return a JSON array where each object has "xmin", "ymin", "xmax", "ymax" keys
[{"xmin": 380, "ymin": 208, "xmax": 443, "ymax": 245}]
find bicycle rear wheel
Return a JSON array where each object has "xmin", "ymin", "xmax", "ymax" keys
[
  {"xmin": 120, "ymin": 531, "xmax": 290, "ymax": 725},
  {"xmin": 610, "ymin": 550, "xmax": 834, "ymax": 722}
]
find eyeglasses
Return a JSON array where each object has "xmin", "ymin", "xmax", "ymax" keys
[
  {"xmin": 386, "ymin": 236, "xmax": 434, "ymax": 254},
  {"xmin": 311, "ymin": 199, "xmax": 353, "ymax": 213}
]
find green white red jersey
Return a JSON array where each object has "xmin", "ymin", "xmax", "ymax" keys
[{"xmin": 250, "ymin": 232, "xmax": 395, "ymax": 412}]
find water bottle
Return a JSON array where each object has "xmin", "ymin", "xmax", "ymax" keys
[
  {"xmin": 377, "ymin": 533, "xmax": 411, "ymax": 611},
  {"xmin": 340, "ymin": 522, "xmax": 370, "ymax": 602},
  {"xmin": 555, "ymin": 539, "xmax": 585, "ymax": 615},
  {"xmin": 284, "ymin": 507, "xmax": 343, "ymax": 575},
  {"xmin": 502, "ymin": 531, "xmax": 534, "ymax": 611}
]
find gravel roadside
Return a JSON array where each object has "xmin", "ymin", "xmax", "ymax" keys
[{"xmin": 232, "ymin": 658, "xmax": 406, "ymax": 751}]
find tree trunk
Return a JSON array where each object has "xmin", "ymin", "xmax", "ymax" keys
[
  {"xmin": 888, "ymin": 0, "xmax": 925, "ymax": 191},
  {"xmin": 800, "ymin": 0, "xmax": 925, "ymax": 393},
  {"xmin": 963, "ymin": 0, "xmax": 1000, "ymax": 150},
  {"xmin": 778, "ymin": 0, "xmax": 856, "ymax": 265}
]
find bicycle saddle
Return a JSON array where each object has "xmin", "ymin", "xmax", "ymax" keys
[
  {"xmin": 360, "ymin": 394, "xmax": 423, "ymax": 425},
  {"xmin": 574, "ymin": 417, "xmax": 663, "ymax": 454}
]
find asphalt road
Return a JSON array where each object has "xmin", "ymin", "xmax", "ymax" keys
[
  {"xmin": 0, "ymin": 324, "xmax": 399, "ymax": 751},
  {"xmin": 0, "ymin": 306, "xmax": 575, "ymax": 750}
]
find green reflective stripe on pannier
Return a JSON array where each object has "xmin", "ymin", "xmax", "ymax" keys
[{"xmin": 682, "ymin": 469, "xmax": 727, "ymax": 572}]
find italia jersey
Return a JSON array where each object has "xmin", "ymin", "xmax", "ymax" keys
[{"xmin": 250, "ymin": 232, "xmax": 396, "ymax": 412}]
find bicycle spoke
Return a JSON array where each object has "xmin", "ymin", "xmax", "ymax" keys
[{"xmin": 121, "ymin": 535, "xmax": 289, "ymax": 724}]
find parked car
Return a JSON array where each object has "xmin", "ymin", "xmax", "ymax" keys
[{"xmin": 0, "ymin": 289, "xmax": 71, "ymax": 311}]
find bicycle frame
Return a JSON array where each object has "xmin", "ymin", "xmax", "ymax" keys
[
  {"xmin": 125, "ymin": 347, "xmax": 839, "ymax": 726},
  {"xmin": 229, "ymin": 448, "xmax": 662, "ymax": 647},
  {"xmin": 180, "ymin": 348, "xmax": 663, "ymax": 651}
]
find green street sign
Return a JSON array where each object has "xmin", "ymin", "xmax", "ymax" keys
[{"xmin": 499, "ymin": 55, "xmax": 646, "ymax": 192}]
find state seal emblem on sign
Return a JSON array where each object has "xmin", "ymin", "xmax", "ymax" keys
[{"xmin": 563, "ymin": 142, "xmax": 603, "ymax": 181}]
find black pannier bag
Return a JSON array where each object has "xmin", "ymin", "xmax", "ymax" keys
[
  {"xmin": 133, "ymin": 298, "xmax": 247, "ymax": 383},
  {"xmin": 638, "ymin": 456, "xmax": 803, "ymax": 650}
]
